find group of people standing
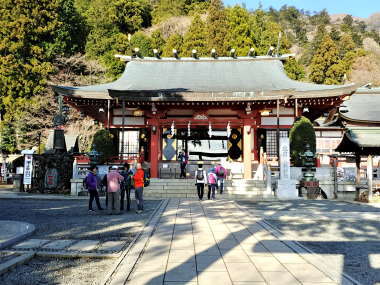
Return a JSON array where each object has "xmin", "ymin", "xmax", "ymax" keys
[
  {"xmin": 85, "ymin": 162, "xmax": 146, "ymax": 214},
  {"xmin": 195, "ymin": 163, "xmax": 227, "ymax": 200}
]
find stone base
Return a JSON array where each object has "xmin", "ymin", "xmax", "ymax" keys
[
  {"xmin": 70, "ymin": 179, "xmax": 84, "ymax": 196},
  {"xmin": 276, "ymin": 179, "xmax": 299, "ymax": 200}
]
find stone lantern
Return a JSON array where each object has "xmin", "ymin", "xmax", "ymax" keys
[{"xmin": 299, "ymin": 143, "xmax": 319, "ymax": 198}]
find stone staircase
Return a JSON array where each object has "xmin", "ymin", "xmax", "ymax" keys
[{"xmin": 145, "ymin": 178, "xmax": 276, "ymax": 200}]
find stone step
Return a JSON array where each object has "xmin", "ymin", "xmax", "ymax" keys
[
  {"xmin": 146, "ymin": 187, "xmax": 267, "ymax": 193},
  {"xmin": 144, "ymin": 192, "xmax": 277, "ymax": 200},
  {"xmin": 230, "ymin": 181, "xmax": 265, "ymax": 185},
  {"xmin": 225, "ymin": 187, "xmax": 266, "ymax": 192},
  {"xmin": 225, "ymin": 194, "xmax": 277, "ymax": 200}
]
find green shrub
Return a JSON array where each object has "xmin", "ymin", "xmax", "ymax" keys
[
  {"xmin": 289, "ymin": 116, "xmax": 316, "ymax": 166},
  {"xmin": 91, "ymin": 130, "xmax": 117, "ymax": 163}
]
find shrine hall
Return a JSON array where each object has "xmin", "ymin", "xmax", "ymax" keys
[{"xmin": 53, "ymin": 53, "xmax": 360, "ymax": 179}]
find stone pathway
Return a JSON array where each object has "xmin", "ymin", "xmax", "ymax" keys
[
  {"xmin": 5, "ymin": 238, "xmax": 127, "ymax": 256},
  {"xmin": 125, "ymin": 199, "xmax": 358, "ymax": 285}
]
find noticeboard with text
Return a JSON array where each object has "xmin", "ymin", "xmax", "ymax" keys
[{"xmin": 23, "ymin": 154, "xmax": 33, "ymax": 185}]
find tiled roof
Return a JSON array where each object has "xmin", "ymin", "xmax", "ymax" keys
[
  {"xmin": 53, "ymin": 56, "xmax": 359, "ymax": 100},
  {"xmin": 336, "ymin": 127, "xmax": 380, "ymax": 154},
  {"xmin": 340, "ymin": 87, "xmax": 380, "ymax": 123}
]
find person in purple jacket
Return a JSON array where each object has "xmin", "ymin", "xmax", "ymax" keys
[{"xmin": 85, "ymin": 165, "xmax": 103, "ymax": 212}]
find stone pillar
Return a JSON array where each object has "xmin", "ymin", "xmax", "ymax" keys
[
  {"xmin": 276, "ymin": 137, "xmax": 298, "ymax": 199},
  {"xmin": 355, "ymin": 154, "xmax": 361, "ymax": 200},
  {"xmin": 150, "ymin": 119, "xmax": 160, "ymax": 178},
  {"xmin": 252, "ymin": 126, "xmax": 258, "ymax": 161},
  {"xmin": 368, "ymin": 155, "xmax": 373, "ymax": 201},
  {"xmin": 243, "ymin": 124, "xmax": 252, "ymax": 179}
]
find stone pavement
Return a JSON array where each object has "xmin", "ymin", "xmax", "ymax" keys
[
  {"xmin": 7, "ymin": 238, "xmax": 127, "ymax": 256},
  {"xmin": 0, "ymin": 221, "xmax": 35, "ymax": 249},
  {"xmin": 125, "ymin": 199, "xmax": 358, "ymax": 285}
]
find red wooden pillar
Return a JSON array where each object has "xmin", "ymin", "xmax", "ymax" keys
[{"xmin": 149, "ymin": 118, "xmax": 160, "ymax": 178}]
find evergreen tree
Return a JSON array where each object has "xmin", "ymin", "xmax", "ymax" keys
[
  {"xmin": 300, "ymin": 25, "xmax": 327, "ymax": 65},
  {"xmin": 52, "ymin": 0, "xmax": 88, "ymax": 56},
  {"xmin": 329, "ymin": 27, "xmax": 341, "ymax": 42},
  {"xmin": 130, "ymin": 32, "xmax": 153, "ymax": 57},
  {"xmin": 249, "ymin": 9, "xmax": 291, "ymax": 55},
  {"xmin": 0, "ymin": 0, "xmax": 59, "ymax": 105},
  {"xmin": 337, "ymin": 33, "xmax": 364, "ymax": 80},
  {"xmin": 339, "ymin": 33, "xmax": 356, "ymax": 58},
  {"xmin": 114, "ymin": 0, "xmax": 152, "ymax": 34},
  {"xmin": 183, "ymin": 14, "xmax": 208, "ymax": 57},
  {"xmin": 84, "ymin": 0, "xmax": 120, "ymax": 58},
  {"xmin": 226, "ymin": 6, "xmax": 254, "ymax": 56},
  {"xmin": 341, "ymin": 14, "xmax": 354, "ymax": 32},
  {"xmin": 162, "ymin": 33, "xmax": 184, "ymax": 57},
  {"xmin": 151, "ymin": 30, "xmax": 166, "ymax": 52},
  {"xmin": 310, "ymin": 34, "xmax": 344, "ymax": 84},
  {"xmin": 311, "ymin": 25, "xmax": 327, "ymax": 54},
  {"xmin": 284, "ymin": 58, "xmax": 305, "ymax": 80},
  {"xmin": 289, "ymin": 116, "xmax": 316, "ymax": 166},
  {"xmin": 85, "ymin": 0, "xmax": 151, "ymax": 58},
  {"xmin": 309, "ymin": 9, "xmax": 330, "ymax": 26},
  {"xmin": 152, "ymin": 0, "xmax": 186, "ymax": 23},
  {"xmin": 206, "ymin": 0, "xmax": 228, "ymax": 56}
]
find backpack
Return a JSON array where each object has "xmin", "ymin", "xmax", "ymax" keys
[
  {"xmin": 217, "ymin": 168, "xmax": 225, "ymax": 177},
  {"xmin": 121, "ymin": 169, "xmax": 133, "ymax": 187},
  {"xmin": 196, "ymin": 170, "xmax": 204, "ymax": 181},
  {"xmin": 144, "ymin": 171, "xmax": 150, "ymax": 187},
  {"xmin": 82, "ymin": 176, "xmax": 89, "ymax": 190}
]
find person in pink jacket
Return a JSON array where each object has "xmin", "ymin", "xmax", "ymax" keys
[
  {"xmin": 207, "ymin": 171, "xmax": 217, "ymax": 200},
  {"xmin": 215, "ymin": 163, "xmax": 227, "ymax": 194},
  {"xmin": 107, "ymin": 166, "xmax": 124, "ymax": 215}
]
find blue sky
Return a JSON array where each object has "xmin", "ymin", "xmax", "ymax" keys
[{"xmin": 223, "ymin": 0, "xmax": 379, "ymax": 18}]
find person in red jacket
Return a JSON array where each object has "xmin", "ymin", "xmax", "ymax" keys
[{"xmin": 133, "ymin": 163, "xmax": 145, "ymax": 214}]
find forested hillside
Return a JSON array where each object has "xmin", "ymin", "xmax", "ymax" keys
[{"xmin": 1, "ymin": 0, "xmax": 380, "ymax": 153}]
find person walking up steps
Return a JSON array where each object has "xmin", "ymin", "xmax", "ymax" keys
[
  {"xmin": 133, "ymin": 163, "xmax": 145, "ymax": 214},
  {"xmin": 195, "ymin": 163, "xmax": 207, "ymax": 200},
  {"xmin": 215, "ymin": 163, "xmax": 227, "ymax": 194},
  {"xmin": 85, "ymin": 165, "xmax": 103, "ymax": 212},
  {"xmin": 207, "ymin": 169, "xmax": 217, "ymax": 200},
  {"xmin": 178, "ymin": 150, "xmax": 188, "ymax": 179},
  {"xmin": 106, "ymin": 166, "xmax": 124, "ymax": 215}
]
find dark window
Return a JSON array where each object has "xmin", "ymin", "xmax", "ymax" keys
[
  {"xmin": 119, "ymin": 130, "xmax": 139, "ymax": 158},
  {"xmin": 266, "ymin": 130, "xmax": 288, "ymax": 157}
]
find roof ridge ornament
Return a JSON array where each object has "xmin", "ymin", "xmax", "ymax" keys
[
  {"xmin": 153, "ymin": 49, "xmax": 160, "ymax": 59},
  {"xmin": 211, "ymin": 48, "xmax": 217, "ymax": 59},
  {"xmin": 248, "ymin": 48, "xmax": 255, "ymax": 57},
  {"xmin": 230, "ymin": 48, "xmax": 236, "ymax": 58},
  {"xmin": 192, "ymin": 49, "xmax": 198, "ymax": 59},
  {"xmin": 133, "ymin": 47, "xmax": 140, "ymax": 58},
  {"xmin": 267, "ymin": 46, "xmax": 275, "ymax": 57},
  {"xmin": 172, "ymin": 49, "xmax": 179, "ymax": 59},
  {"xmin": 114, "ymin": 54, "xmax": 296, "ymax": 62}
]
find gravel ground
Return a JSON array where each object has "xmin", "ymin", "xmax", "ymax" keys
[
  {"xmin": 0, "ymin": 198, "xmax": 162, "ymax": 285},
  {"xmin": 0, "ymin": 257, "xmax": 114, "ymax": 285},
  {"xmin": 236, "ymin": 200, "xmax": 380, "ymax": 285},
  {"xmin": 0, "ymin": 198, "xmax": 161, "ymax": 241}
]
